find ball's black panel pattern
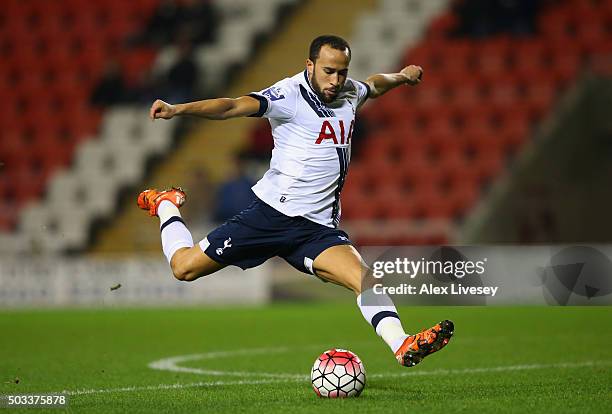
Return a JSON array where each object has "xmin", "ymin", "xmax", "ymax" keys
[{"xmin": 310, "ymin": 349, "xmax": 366, "ymax": 398}]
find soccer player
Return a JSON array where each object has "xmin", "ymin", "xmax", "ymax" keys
[{"xmin": 138, "ymin": 35, "xmax": 453, "ymax": 367}]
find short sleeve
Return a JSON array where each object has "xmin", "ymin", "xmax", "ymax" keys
[
  {"xmin": 247, "ymin": 78, "xmax": 296, "ymax": 120},
  {"xmin": 353, "ymin": 79, "xmax": 371, "ymax": 107}
]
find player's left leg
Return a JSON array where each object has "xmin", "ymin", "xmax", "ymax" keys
[{"xmin": 313, "ymin": 244, "xmax": 454, "ymax": 367}]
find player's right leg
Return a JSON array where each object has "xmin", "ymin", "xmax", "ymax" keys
[
  {"xmin": 137, "ymin": 187, "xmax": 225, "ymax": 281},
  {"xmin": 311, "ymin": 244, "xmax": 454, "ymax": 367}
]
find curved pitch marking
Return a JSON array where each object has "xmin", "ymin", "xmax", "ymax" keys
[{"xmin": 148, "ymin": 347, "xmax": 309, "ymax": 380}]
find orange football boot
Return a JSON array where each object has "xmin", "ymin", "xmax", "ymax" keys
[
  {"xmin": 137, "ymin": 187, "xmax": 186, "ymax": 217},
  {"xmin": 395, "ymin": 320, "xmax": 454, "ymax": 367}
]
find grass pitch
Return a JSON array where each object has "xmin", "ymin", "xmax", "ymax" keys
[{"xmin": 0, "ymin": 305, "xmax": 611, "ymax": 413}]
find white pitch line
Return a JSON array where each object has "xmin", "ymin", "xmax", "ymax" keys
[
  {"xmin": 150, "ymin": 347, "xmax": 612, "ymax": 380},
  {"xmin": 148, "ymin": 347, "xmax": 304, "ymax": 379},
  {"xmin": 62, "ymin": 379, "xmax": 295, "ymax": 396},
  {"xmin": 58, "ymin": 360, "xmax": 610, "ymax": 396}
]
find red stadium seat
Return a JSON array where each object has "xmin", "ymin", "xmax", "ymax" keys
[
  {"xmin": 342, "ymin": 193, "xmax": 387, "ymax": 220},
  {"xmin": 463, "ymin": 133, "xmax": 505, "ymax": 161},
  {"xmin": 524, "ymin": 80, "xmax": 556, "ymax": 116},
  {"xmin": 398, "ymin": 161, "xmax": 442, "ymax": 193},
  {"xmin": 472, "ymin": 37, "xmax": 512, "ymax": 79},
  {"xmin": 11, "ymin": 170, "xmax": 46, "ymax": 205},
  {"xmin": 120, "ymin": 47, "xmax": 157, "ymax": 86},
  {"xmin": 362, "ymin": 134, "xmax": 400, "ymax": 163},
  {"xmin": 0, "ymin": 132, "xmax": 32, "ymax": 167},
  {"xmin": 575, "ymin": 19, "xmax": 607, "ymax": 46},
  {"xmin": 448, "ymin": 183, "xmax": 479, "ymax": 217},
  {"xmin": 428, "ymin": 133, "xmax": 463, "ymax": 158},
  {"xmin": 0, "ymin": 0, "xmax": 160, "ymax": 233},
  {"xmin": 374, "ymin": 92, "xmax": 411, "ymax": 126},
  {"xmin": 344, "ymin": 165, "xmax": 376, "ymax": 194},
  {"xmin": 0, "ymin": 204, "xmax": 18, "ymax": 231},
  {"xmin": 472, "ymin": 150, "xmax": 505, "ymax": 183},
  {"xmin": 502, "ymin": 131, "xmax": 529, "ymax": 155},
  {"xmin": 361, "ymin": 157, "xmax": 398, "ymax": 187},
  {"xmin": 435, "ymin": 40, "xmax": 474, "ymax": 77},
  {"xmin": 488, "ymin": 75, "xmax": 523, "ymax": 107},
  {"xmin": 538, "ymin": 6, "xmax": 574, "ymax": 40},
  {"xmin": 586, "ymin": 38, "xmax": 612, "ymax": 75},
  {"xmin": 438, "ymin": 156, "xmax": 479, "ymax": 189},
  {"xmin": 385, "ymin": 201, "xmax": 417, "ymax": 220},
  {"xmin": 510, "ymin": 40, "xmax": 549, "ymax": 79},
  {"xmin": 545, "ymin": 41, "xmax": 581, "ymax": 86},
  {"xmin": 412, "ymin": 187, "xmax": 453, "ymax": 219}
]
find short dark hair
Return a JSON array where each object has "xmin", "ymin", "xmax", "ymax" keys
[{"xmin": 309, "ymin": 35, "xmax": 351, "ymax": 62}]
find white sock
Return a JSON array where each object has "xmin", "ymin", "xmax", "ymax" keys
[
  {"xmin": 357, "ymin": 288, "xmax": 409, "ymax": 353},
  {"xmin": 158, "ymin": 200, "xmax": 194, "ymax": 263},
  {"xmin": 158, "ymin": 200, "xmax": 180, "ymax": 223}
]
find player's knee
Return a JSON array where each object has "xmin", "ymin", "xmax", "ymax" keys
[
  {"xmin": 347, "ymin": 272, "xmax": 362, "ymax": 295},
  {"xmin": 315, "ymin": 265, "xmax": 363, "ymax": 295},
  {"xmin": 170, "ymin": 261, "xmax": 190, "ymax": 281},
  {"xmin": 170, "ymin": 247, "xmax": 221, "ymax": 281},
  {"xmin": 333, "ymin": 269, "xmax": 362, "ymax": 295},
  {"xmin": 170, "ymin": 250, "xmax": 198, "ymax": 282}
]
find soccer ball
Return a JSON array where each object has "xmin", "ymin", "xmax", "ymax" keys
[{"xmin": 311, "ymin": 348, "xmax": 366, "ymax": 398}]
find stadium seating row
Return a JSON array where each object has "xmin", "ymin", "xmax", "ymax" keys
[
  {"xmin": 0, "ymin": 0, "xmax": 159, "ymax": 231},
  {"xmin": 340, "ymin": 0, "xmax": 612, "ymax": 227},
  {"xmin": 0, "ymin": 0, "xmax": 302, "ymax": 255}
]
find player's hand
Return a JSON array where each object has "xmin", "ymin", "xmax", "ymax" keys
[
  {"xmin": 150, "ymin": 99, "xmax": 177, "ymax": 120},
  {"xmin": 400, "ymin": 65, "xmax": 423, "ymax": 85}
]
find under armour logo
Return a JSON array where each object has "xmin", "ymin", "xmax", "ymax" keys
[
  {"xmin": 216, "ymin": 237, "xmax": 232, "ymax": 256},
  {"xmin": 280, "ymin": 196, "xmax": 287, "ymax": 203},
  {"xmin": 338, "ymin": 235, "xmax": 348, "ymax": 241}
]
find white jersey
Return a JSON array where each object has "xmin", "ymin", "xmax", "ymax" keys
[{"xmin": 248, "ymin": 70, "xmax": 370, "ymax": 228}]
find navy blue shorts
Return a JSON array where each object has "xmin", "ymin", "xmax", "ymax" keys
[{"xmin": 199, "ymin": 197, "xmax": 352, "ymax": 275}]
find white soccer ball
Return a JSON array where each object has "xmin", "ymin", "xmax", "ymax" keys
[{"xmin": 311, "ymin": 348, "xmax": 366, "ymax": 398}]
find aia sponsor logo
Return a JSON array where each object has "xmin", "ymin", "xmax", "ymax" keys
[{"xmin": 316, "ymin": 120, "xmax": 354, "ymax": 145}]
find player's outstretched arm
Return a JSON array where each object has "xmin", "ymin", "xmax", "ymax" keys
[
  {"xmin": 364, "ymin": 65, "xmax": 423, "ymax": 99},
  {"xmin": 149, "ymin": 96, "xmax": 261, "ymax": 121}
]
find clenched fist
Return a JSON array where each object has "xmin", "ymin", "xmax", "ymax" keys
[
  {"xmin": 400, "ymin": 65, "xmax": 423, "ymax": 85},
  {"xmin": 150, "ymin": 99, "xmax": 177, "ymax": 120}
]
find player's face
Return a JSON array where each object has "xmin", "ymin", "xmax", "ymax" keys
[{"xmin": 307, "ymin": 45, "xmax": 350, "ymax": 103}]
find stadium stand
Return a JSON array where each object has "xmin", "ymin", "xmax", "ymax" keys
[
  {"xmin": 341, "ymin": 0, "xmax": 612, "ymax": 245},
  {"xmin": 0, "ymin": 0, "xmax": 301, "ymax": 254},
  {"xmin": 0, "ymin": 0, "xmax": 160, "ymax": 249},
  {"xmin": 4, "ymin": 0, "xmax": 610, "ymax": 253}
]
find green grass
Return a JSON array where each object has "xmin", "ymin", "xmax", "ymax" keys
[{"xmin": 0, "ymin": 305, "xmax": 611, "ymax": 413}]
